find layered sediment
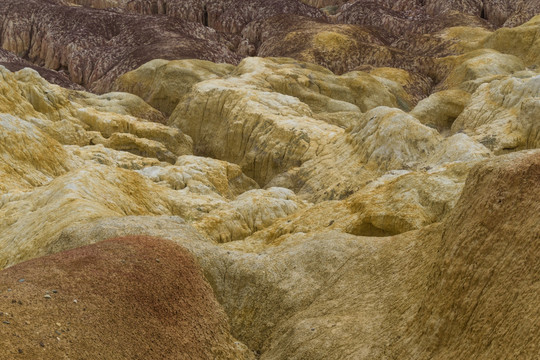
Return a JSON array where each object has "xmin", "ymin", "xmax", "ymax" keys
[{"xmin": 0, "ymin": 1, "xmax": 539, "ymax": 359}]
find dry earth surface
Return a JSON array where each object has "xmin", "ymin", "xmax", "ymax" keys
[
  {"xmin": 0, "ymin": 0, "xmax": 539, "ymax": 358},
  {"xmin": 0, "ymin": 236, "xmax": 252, "ymax": 359}
]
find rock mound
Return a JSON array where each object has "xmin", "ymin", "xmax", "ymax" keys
[{"xmin": 0, "ymin": 236, "xmax": 253, "ymax": 359}]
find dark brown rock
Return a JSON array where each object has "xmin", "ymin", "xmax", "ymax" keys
[
  {"xmin": 423, "ymin": 0, "xmax": 540, "ymax": 27},
  {"xmin": 60, "ymin": 0, "xmax": 326, "ymax": 34},
  {"xmin": 0, "ymin": 49, "xmax": 83, "ymax": 90},
  {"xmin": 0, "ymin": 0, "xmax": 241, "ymax": 92},
  {"xmin": 337, "ymin": 0, "xmax": 539, "ymax": 28}
]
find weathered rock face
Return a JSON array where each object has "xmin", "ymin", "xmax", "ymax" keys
[
  {"xmin": 424, "ymin": 0, "xmax": 540, "ymax": 27},
  {"xmin": 0, "ymin": 65, "xmax": 303, "ymax": 268},
  {"xmin": 164, "ymin": 57, "xmax": 491, "ymax": 202},
  {"xmin": 62, "ymin": 0, "xmax": 326, "ymax": 33},
  {"xmin": 243, "ymin": 15, "xmax": 413, "ymax": 75},
  {"xmin": 0, "ymin": 3, "xmax": 539, "ymax": 360},
  {"xmin": 0, "ymin": 236, "xmax": 254, "ymax": 359},
  {"xmin": 244, "ymin": 161, "xmax": 475, "ymax": 240},
  {"xmin": 114, "ymin": 59, "xmax": 235, "ymax": 115},
  {"xmin": 338, "ymin": 0, "xmax": 540, "ymax": 29},
  {"xmin": 0, "ymin": 65, "xmax": 190, "ymax": 161},
  {"xmin": 390, "ymin": 150, "xmax": 540, "ymax": 359},
  {"xmin": 452, "ymin": 74, "xmax": 540, "ymax": 152},
  {"xmin": 0, "ymin": 0, "xmax": 241, "ymax": 92},
  {"xmin": 0, "ymin": 49, "xmax": 83, "ymax": 90},
  {"xmin": 301, "ymin": 0, "xmax": 347, "ymax": 9},
  {"xmin": 0, "ymin": 114, "xmax": 75, "ymax": 193},
  {"xmin": 1, "ymin": 0, "xmax": 537, "ymax": 97}
]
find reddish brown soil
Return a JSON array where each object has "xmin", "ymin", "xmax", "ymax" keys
[{"xmin": 0, "ymin": 236, "xmax": 247, "ymax": 359}]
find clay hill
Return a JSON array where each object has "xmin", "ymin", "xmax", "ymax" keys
[
  {"xmin": 0, "ymin": 0, "xmax": 539, "ymax": 359},
  {"xmin": 0, "ymin": 236, "xmax": 252, "ymax": 359}
]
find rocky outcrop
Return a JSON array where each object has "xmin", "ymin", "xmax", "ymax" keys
[
  {"xmin": 0, "ymin": 113, "xmax": 75, "ymax": 193},
  {"xmin": 0, "ymin": 66, "xmax": 190, "ymax": 161},
  {"xmin": 0, "ymin": 0, "xmax": 241, "ymax": 92},
  {"xmin": 114, "ymin": 59, "xmax": 235, "ymax": 115},
  {"xmin": 166, "ymin": 57, "xmax": 491, "ymax": 202},
  {"xmin": 0, "ymin": 66, "xmax": 304, "ymax": 267},
  {"xmin": 35, "ymin": 151, "xmax": 538, "ymax": 359},
  {"xmin": 244, "ymin": 161, "xmax": 475, "ymax": 240},
  {"xmin": 390, "ymin": 150, "xmax": 540, "ymax": 359},
  {"xmin": 0, "ymin": 49, "xmax": 83, "ymax": 90},
  {"xmin": 337, "ymin": 1, "xmax": 488, "ymax": 43},
  {"xmin": 480, "ymin": 15, "xmax": 540, "ymax": 67},
  {"xmin": 0, "ymin": 236, "xmax": 253, "ymax": 359},
  {"xmin": 452, "ymin": 74, "xmax": 540, "ymax": 153},
  {"xmin": 410, "ymin": 89, "xmax": 471, "ymax": 130}
]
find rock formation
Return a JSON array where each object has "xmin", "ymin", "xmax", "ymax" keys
[
  {"xmin": 0, "ymin": 0, "xmax": 241, "ymax": 92},
  {"xmin": 1, "ymin": 0, "xmax": 537, "ymax": 96},
  {"xmin": 0, "ymin": 1, "xmax": 539, "ymax": 359},
  {"xmin": 0, "ymin": 236, "xmax": 253, "ymax": 359},
  {"xmin": 387, "ymin": 150, "xmax": 540, "ymax": 360},
  {"xmin": 0, "ymin": 49, "xmax": 83, "ymax": 90}
]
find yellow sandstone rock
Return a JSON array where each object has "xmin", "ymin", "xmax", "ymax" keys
[
  {"xmin": 114, "ymin": 59, "xmax": 235, "ymax": 115},
  {"xmin": 452, "ymin": 74, "xmax": 540, "ymax": 152}
]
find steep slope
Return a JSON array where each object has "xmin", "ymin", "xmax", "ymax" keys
[
  {"xmin": 390, "ymin": 149, "xmax": 540, "ymax": 359},
  {"xmin": 0, "ymin": 0, "xmax": 241, "ymax": 92}
]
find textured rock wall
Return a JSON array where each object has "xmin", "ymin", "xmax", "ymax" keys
[
  {"xmin": 0, "ymin": 0, "xmax": 241, "ymax": 92},
  {"xmin": 0, "ymin": 0, "xmax": 537, "ymax": 95}
]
